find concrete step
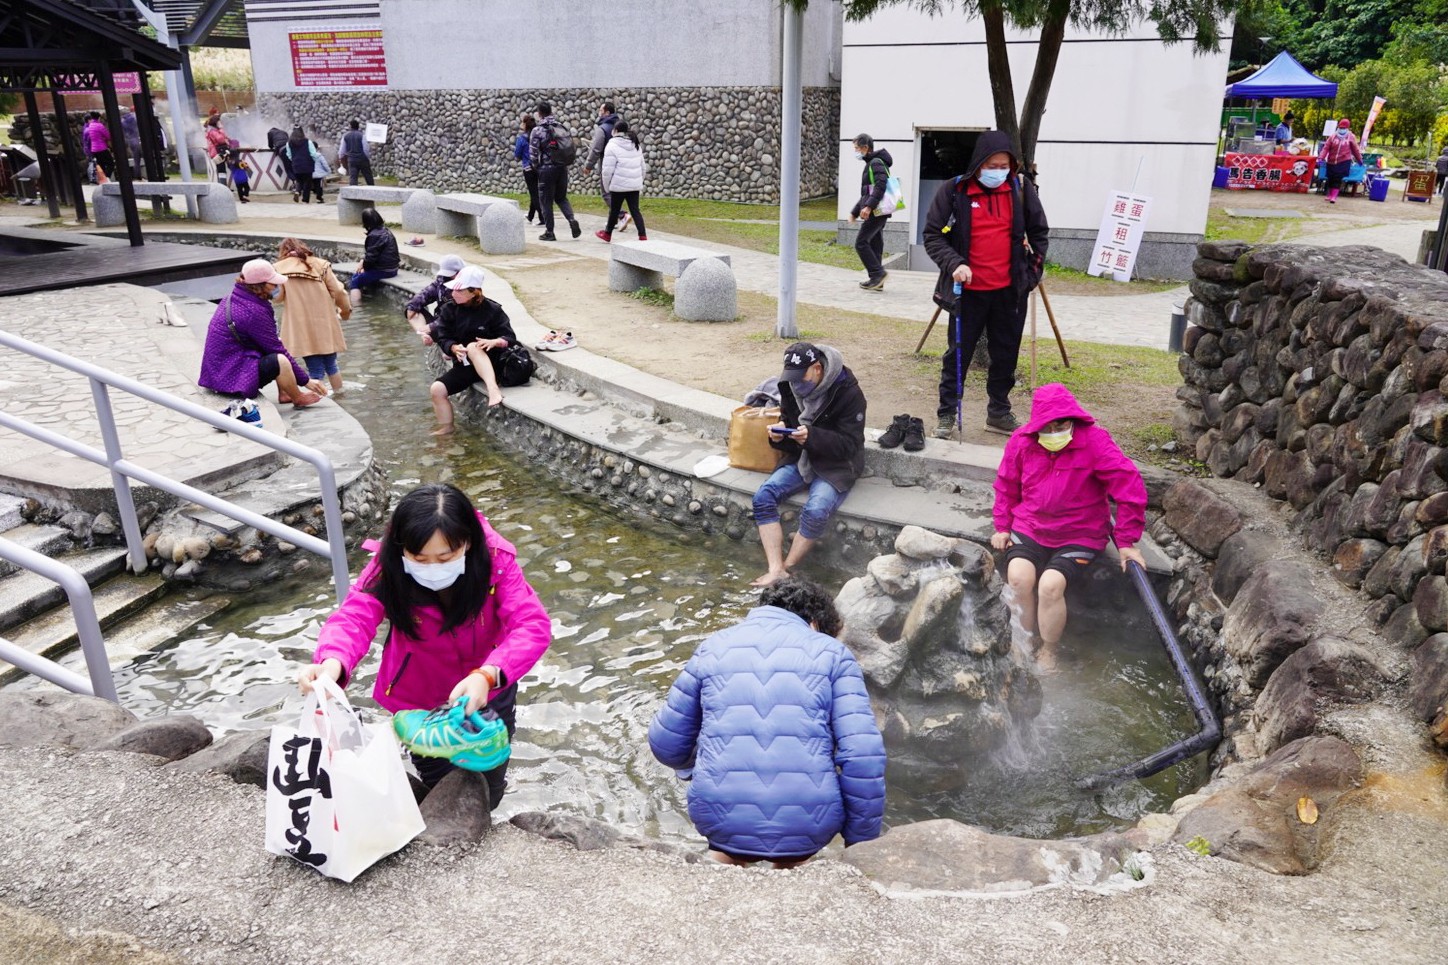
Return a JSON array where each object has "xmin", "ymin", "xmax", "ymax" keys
[
  {"xmin": 0, "ymin": 523, "xmax": 74, "ymax": 578},
  {"xmin": 0, "ymin": 495, "xmax": 28, "ymax": 532},
  {"xmin": 0, "ymin": 546, "xmax": 129, "ymax": 635},
  {"xmin": 0, "ymin": 571, "xmax": 166, "ymax": 664}
]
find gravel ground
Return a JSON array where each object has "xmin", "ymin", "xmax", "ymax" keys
[{"xmin": 0, "ymin": 744, "xmax": 1442, "ymax": 965}]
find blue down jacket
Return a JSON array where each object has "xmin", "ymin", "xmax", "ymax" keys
[{"xmin": 648, "ymin": 605, "xmax": 887, "ymax": 858}]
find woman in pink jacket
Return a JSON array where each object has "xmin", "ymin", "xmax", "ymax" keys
[
  {"xmin": 298, "ymin": 483, "xmax": 552, "ymax": 807},
  {"xmin": 990, "ymin": 383, "xmax": 1146, "ymax": 671}
]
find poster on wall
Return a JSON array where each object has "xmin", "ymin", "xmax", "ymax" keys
[
  {"xmin": 290, "ymin": 30, "xmax": 388, "ymax": 88},
  {"xmin": 365, "ymin": 122, "xmax": 388, "ymax": 144},
  {"xmin": 1086, "ymin": 191, "xmax": 1151, "ymax": 282},
  {"xmin": 1224, "ymin": 153, "xmax": 1313, "ymax": 193}
]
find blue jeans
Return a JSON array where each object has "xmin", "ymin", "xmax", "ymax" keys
[
  {"xmin": 349, "ymin": 267, "xmax": 398, "ymax": 291},
  {"xmin": 751, "ymin": 463, "xmax": 847, "ymax": 540},
  {"xmin": 304, "ymin": 353, "xmax": 339, "ymax": 379}
]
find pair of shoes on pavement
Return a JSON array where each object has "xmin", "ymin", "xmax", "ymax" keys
[
  {"xmin": 535, "ymin": 330, "xmax": 577, "ymax": 351},
  {"xmin": 393, "ymin": 696, "xmax": 511, "ymax": 773},
  {"xmin": 933, "ymin": 411, "xmax": 1022, "ymax": 439},
  {"xmin": 878, "ymin": 414, "xmax": 925, "ymax": 452},
  {"xmin": 860, "ymin": 270, "xmax": 889, "ymax": 292}
]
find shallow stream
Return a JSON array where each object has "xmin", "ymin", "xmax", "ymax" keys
[{"xmin": 51, "ymin": 295, "xmax": 1205, "ymax": 843}]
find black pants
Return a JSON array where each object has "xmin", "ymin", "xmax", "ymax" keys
[
  {"xmin": 538, "ymin": 164, "xmax": 575, "ymax": 233},
  {"xmin": 855, "ymin": 214, "xmax": 888, "ymax": 279},
  {"xmin": 346, "ymin": 155, "xmax": 374, "ymax": 186},
  {"xmin": 234, "ymin": 180, "xmax": 250, "ymax": 201},
  {"xmin": 295, "ymin": 173, "xmax": 318, "ymax": 202},
  {"xmin": 410, "ymin": 683, "xmax": 518, "ymax": 810},
  {"xmin": 90, "ymin": 150, "xmax": 116, "ymax": 179},
  {"xmin": 937, "ymin": 286, "xmax": 1025, "ymax": 419},
  {"xmin": 523, "ymin": 168, "xmax": 540, "ymax": 221},
  {"xmin": 605, "ymin": 190, "xmax": 645, "ymax": 235}
]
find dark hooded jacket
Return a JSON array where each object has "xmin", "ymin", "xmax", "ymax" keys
[
  {"xmin": 922, "ymin": 130, "xmax": 1049, "ymax": 309},
  {"xmin": 850, "ymin": 148, "xmax": 894, "ymax": 218},
  {"xmin": 769, "ymin": 346, "xmax": 866, "ymax": 493}
]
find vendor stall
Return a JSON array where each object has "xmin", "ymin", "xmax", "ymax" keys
[{"xmin": 1221, "ymin": 52, "xmax": 1338, "ymax": 192}]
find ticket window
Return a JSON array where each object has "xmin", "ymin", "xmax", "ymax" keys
[{"xmin": 910, "ymin": 129, "xmax": 984, "ymax": 269}]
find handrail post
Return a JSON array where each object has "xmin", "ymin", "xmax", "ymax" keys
[
  {"xmin": 313, "ymin": 460, "xmax": 351, "ymax": 602},
  {"xmin": 0, "ymin": 537, "xmax": 117, "ymax": 701},
  {"xmin": 89, "ymin": 378, "xmax": 148, "ymax": 576}
]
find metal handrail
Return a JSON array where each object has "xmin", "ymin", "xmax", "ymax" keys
[
  {"xmin": 1075, "ymin": 561, "xmax": 1222, "ymax": 790},
  {"xmin": 0, "ymin": 329, "xmax": 350, "ymax": 603},
  {"xmin": 0, "ymin": 536, "xmax": 117, "ymax": 700}
]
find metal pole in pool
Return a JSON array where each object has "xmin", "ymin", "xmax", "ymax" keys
[{"xmin": 776, "ymin": 3, "xmax": 803, "ymax": 340}]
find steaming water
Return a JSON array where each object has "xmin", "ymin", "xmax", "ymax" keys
[{"xmin": 17, "ymin": 294, "xmax": 1204, "ymax": 843}]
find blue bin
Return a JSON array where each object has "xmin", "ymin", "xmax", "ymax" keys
[
  {"xmin": 1367, "ymin": 175, "xmax": 1390, "ymax": 202},
  {"xmin": 1213, "ymin": 166, "xmax": 1229, "ymax": 189}
]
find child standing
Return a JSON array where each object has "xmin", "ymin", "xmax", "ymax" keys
[
  {"xmin": 595, "ymin": 120, "xmax": 648, "ymax": 243},
  {"xmin": 298, "ymin": 483, "xmax": 553, "ymax": 807},
  {"xmin": 231, "ymin": 158, "xmax": 252, "ymax": 203}
]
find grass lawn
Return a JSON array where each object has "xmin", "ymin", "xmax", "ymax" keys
[{"xmin": 1204, "ymin": 209, "xmax": 1308, "ymax": 245}]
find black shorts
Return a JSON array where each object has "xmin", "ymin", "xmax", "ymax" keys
[
  {"xmin": 257, "ymin": 353, "xmax": 280, "ymax": 388},
  {"xmin": 709, "ymin": 845, "xmax": 817, "ymax": 863},
  {"xmin": 436, "ymin": 360, "xmax": 484, "ymax": 396},
  {"xmin": 1003, "ymin": 531, "xmax": 1097, "ymax": 588}
]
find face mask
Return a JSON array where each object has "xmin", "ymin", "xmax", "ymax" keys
[
  {"xmin": 792, "ymin": 377, "xmax": 817, "ymax": 398},
  {"xmin": 856, "ymin": 151, "xmax": 866, "ymax": 161},
  {"xmin": 403, "ymin": 554, "xmax": 466, "ymax": 591},
  {"xmin": 1038, "ymin": 428, "xmax": 1073, "ymax": 452},
  {"xmin": 978, "ymin": 168, "xmax": 1010, "ymax": 189}
]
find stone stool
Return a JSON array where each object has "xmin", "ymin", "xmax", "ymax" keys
[
  {"xmin": 196, "ymin": 185, "xmax": 239, "ymax": 224},
  {"xmin": 479, "ymin": 203, "xmax": 526, "ymax": 255},
  {"xmin": 674, "ymin": 257, "xmax": 737, "ymax": 322}
]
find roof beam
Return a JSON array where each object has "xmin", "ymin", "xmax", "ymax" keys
[{"xmin": 179, "ymin": 0, "xmax": 239, "ymax": 46}]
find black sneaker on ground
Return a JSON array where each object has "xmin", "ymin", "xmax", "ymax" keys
[
  {"xmin": 877, "ymin": 413, "xmax": 911, "ymax": 449},
  {"xmin": 903, "ymin": 417, "xmax": 926, "ymax": 452},
  {"xmin": 570, "ymin": 220, "xmax": 582, "ymax": 238},
  {"xmin": 539, "ymin": 231, "xmax": 557, "ymax": 241},
  {"xmin": 861, "ymin": 277, "xmax": 885, "ymax": 292},
  {"xmin": 985, "ymin": 412, "xmax": 1022, "ymax": 435},
  {"xmin": 934, "ymin": 414, "xmax": 955, "ymax": 439}
]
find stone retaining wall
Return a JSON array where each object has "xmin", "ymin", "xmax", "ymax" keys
[{"xmin": 257, "ymin": 87, "xmax": 841, "ymax": 204}]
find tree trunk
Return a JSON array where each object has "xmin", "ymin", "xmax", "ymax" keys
[
  {"xmin": 1018, "ymin": 0, "xmax": 1070, "ymax": 175},
  {"xmin": 981, "ymin": 3, "xmax": 1020, "ymax": 158}
]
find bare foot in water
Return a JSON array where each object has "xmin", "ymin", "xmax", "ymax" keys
[
  {"xmin": 487, "ymin": 391, "xmax": 504, "ymax": 407},
  {"xmin": 1034, "ymin": 644, "xmax": 1059, "ymax": 674},
  {"xmin": 430, "ymin": 424, "xmax": 455, "ymax": 436},
  {"xmin": 750, "ymin": 569, "xmax": 788, "ymax": 588}
]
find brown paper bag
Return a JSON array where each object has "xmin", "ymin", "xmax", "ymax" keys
[{"xmin": 728, "ymin": 405, "xmax": 782, "ymax": 473}]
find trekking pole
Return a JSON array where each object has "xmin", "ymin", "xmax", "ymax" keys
[
  {"xmin": 1030, "ymin": 289, "xmax": 1039, "ymax": 388},
  {"xmin": 914, "ymin": 306, "xmax": 942, "ymax": 354},
  {"xmin": 953, "ymin": 280, "xmax": 964, "ymax": 438},
  {"xmin": 1037, "ymin": 281, "xmax": 1071, "ymax": 368}
]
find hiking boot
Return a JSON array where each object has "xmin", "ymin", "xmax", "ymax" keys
[
  {"xmin": 569, "ymin": 220, "xmax": 582, "ymax": 238},
  {"xmin": 934, "ymin": 414, "xmax": 956, "ymax": 439},
  {"xmin": 595, "ymin": 230, "xmax": 612, "ymax": 242},
  {"xmin": 392, "ymin": 697, "xmax": 511, "ymax": 773},
  {"xmin": 903, "ymin": 417, "xmax": 926, "ymax": 452},
  {"xmin": 985, "ymin": 412, "xmax": 1022, "ymax": 435},
  {"xmin": 878, "ymin": 413, "xmax": 911, "ymax": 449},
  {"xmin": 539, "ymin": 231, "xmax": 557, "ymax": 241}
]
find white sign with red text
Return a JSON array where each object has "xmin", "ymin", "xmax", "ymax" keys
[{"xmin": 1087, "ymin": 191, "xmax": 1152, "ymax": 282}]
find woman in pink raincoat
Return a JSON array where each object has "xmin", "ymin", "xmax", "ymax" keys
[{"xmin": 990, "ymin": 383, "xmax": 1147, "ymax": 670}]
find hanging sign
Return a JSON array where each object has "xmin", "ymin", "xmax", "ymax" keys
[
  {"xmin": 365, "ymin": 122, "xmax": 388, "ymax": 144},
  {"xmin": 1224, "ymin": 153, "xmax": 1313, "ymax": 193},
  {"xmin": 290, "ymin": 30, "xmax": 388, "ymax": 88},
  {"xmin": 1087, "ymin": 191, "xmax": 1152, "ymax": 282}
]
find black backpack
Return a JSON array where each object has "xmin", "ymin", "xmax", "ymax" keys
[{"xmin": 541, "ymin": 119, "xmax": 578, "ymax": 166}]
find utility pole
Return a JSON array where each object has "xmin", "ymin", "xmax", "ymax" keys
[{"xmin": 776, "ymin": 3, "xmax": 803, "ymax": 340}]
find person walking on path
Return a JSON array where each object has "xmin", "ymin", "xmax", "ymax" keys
[
  {"xmin": 1436, "ymin": 146, "xmax": 1447, "ymax": 196},
  {"xmin": 990, "ymin": 383, "xmax": 1146, "ymax": 672},
  {"xmin": 203, "ymin": 113, "xmax": 231, "ymax": 185},
  {"xmin": 199, "ymin": 259, "xmax": 329, "ymax": 409},
  {"xmin": 595, "ymin": 121, "xmax": 648, "ymax": 242},
  {"xmin": 429, "ymin": 265, "xmax": 521, "ymax": 431},
  {"xmin": 849, "ymin": 133, "xmax": 893, "ymax": 292},
  {"xmin": 349, "ymin": 207, "xmax": 400, "ymax": 307},
  {"xmin": 340, "ymin": 119, "xmax": 374, "ymax": 186},
  {"xmin": 120, "ymin": 107, "xmax": 142, "ymax": 179},
  {"xmin": 750, "ymin": 342, "xmax": 866, "ymax": 587},
  {"xmin": 82, "ymin": 112, "xmax": 115, "ymax": 182},
  {"xmin": 923, "ymin": 129, "xmax": 1049, "ymax": 440},
  {"xmin": 275, "ymin": 237, "xmax": 352, "ymax": 395},
  {"xmin": 514, "ymin": 113, "xmax": 541, "ymax": 224},
  {"xmin": 1318, "ymin": 118, "xmax": 1363, "ymax": 204},
  {"xmin": 284, "ymin": 126, "xmax": 327, "ymax": 204},
  {"xmin": 405, "ymin": 254, "xmax": 466, "ymax": 345},
  {"xmin": 528, "ymin": 101, "xmax": 581, "ymax": 242},
  {"xmin": 299, "ymin": 482, "xmax": 553, "ymax": 810},
  {"xmin": 649, "ymin": 576, "xmax": 886, "ymax": 868},
  {"xmin": 583, "ymin": 101, "xmax": 631, "ymax": 232}
]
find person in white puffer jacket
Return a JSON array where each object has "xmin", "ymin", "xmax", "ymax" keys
[{"xmin": 596, "ymin": 121, "xmax": 648, "ymax": 242}]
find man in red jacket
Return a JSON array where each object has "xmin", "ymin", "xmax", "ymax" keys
[{"xmin": 990, "ymin": 383, "xmax": 1146, "ymax": 670}]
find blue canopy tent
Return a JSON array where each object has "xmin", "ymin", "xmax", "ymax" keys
[{"xmin": 1225, "ymin": 51, "xmax": 1338, "ymax": 99}]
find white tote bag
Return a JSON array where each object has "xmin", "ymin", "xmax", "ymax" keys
[{"xmin": 264, "ymin": 677, "xmax": 426, "ymax": 882}]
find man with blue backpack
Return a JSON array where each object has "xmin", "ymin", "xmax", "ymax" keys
[
  {"xmin": 528, "ymin": 101, "xmax": 582, "ymax": 242},
  {"xmin": 923, "ymin": 130, "xmax": 1049, "ymax": 439},
  {"xmin": 849, "ymin": 133, "xmax": 894, "ymax": 292}
]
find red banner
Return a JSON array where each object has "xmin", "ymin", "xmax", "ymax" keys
[
  {"xmin": 290, "ymin": 30, "xmax": 388, "ymax": 88},
  {"xmin": 1224, "ymin": 153, "xmax": 1312, "ymax": 193}
]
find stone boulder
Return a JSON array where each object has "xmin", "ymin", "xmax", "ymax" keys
[
  {"xmin": 89, "ymin": 715, "xmax": 214, "ymax": 762},
  {"xmin": 1408, "ymin": 633, "xmax": 1448, "ymax": 722},
  {"xmin": 1222, "ymin": 560, "xmax": 1323, "ymax": 688},
  {"xmin": 674, "ymin": 257, "xmax": 736, "ymax": 323},
  {"xmin": 841, "ymin": 819, "xmax": 1143, "ymax": 895},
  {"xmin": 478, "ymin": 202, "xmax": 526, "ymax": 255},
  {"xmin": 510, "ymin": 811, "xmax": 702, "ymax": 861},
  {"xmin": 1211, "ymin": 530, "xmax": 1285, "ymax": 604},
  {"xmin": 1252, "ymin": 636, "xmax": 1389, "ymax": 754},
  {"xmin": 0, "ymin": 693, "xmax": 138, "ymax": 751},
  {"xmin": 417, "ymin": 769, "xmax": 491, "ymax": 847},
  {"xmin": 166, "ymin": 729, "xmax": 271, "ymax": 787},
  {"xmin": 1172, "ymin": 735, "xmax": 1363, "ymax": 875},
  {"xmin": 1164, "ymin": 481, "xmax": 1243, "ymax": 557}
]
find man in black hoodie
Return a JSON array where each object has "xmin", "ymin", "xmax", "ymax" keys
[
  {"xmin": 850, "ymin": 134, "xmax": 893, "ymax": 291},
  {"xmin": 751, "ymin": 342, "xmax": 867, "ymax": 587},
  {"xmin": 923, "ymin": 130, "xmax": 1049, "ymax": 438}
]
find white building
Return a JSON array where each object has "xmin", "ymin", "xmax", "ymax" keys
[{"xmin": 836, "ymin": 9, "xmax": 1232, "ymax": 279}]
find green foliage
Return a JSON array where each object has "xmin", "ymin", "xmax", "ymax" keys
[
  {"xmin": 1289, "ymin": 0, "xmax": 1418, "ymax": 70},
  {"xmin": 627, "ymin": 287, "xmax": 674, "ymax": 309},
  {"xmin": 1294, "ymin": 58, "xmax": 1448, "ymax": 146},
  {"xmin": 0, "ymin": 93, "xmax": 18, "ymax": 115},
  {"xmin": 1184, "ymin": 836, "xmax": 1213, "ymax": 856}
]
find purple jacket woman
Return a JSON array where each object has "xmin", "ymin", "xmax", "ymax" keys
[{"xmin": 198, "ymin": 282, "xmax": 308, "ymax": 397}]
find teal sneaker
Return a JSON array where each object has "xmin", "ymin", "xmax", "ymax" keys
[{"xmin": 392, "ymin": 697, "xmax": 510, "ymax": 773}]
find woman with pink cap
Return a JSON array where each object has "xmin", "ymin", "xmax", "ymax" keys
[
  {"xmin": 199, "ymin": 259, "xmax": 330, "ymax": 414},
  {"xmin": 1318, "ymin": 118, "xmax": 1363, "ymax": 204}
]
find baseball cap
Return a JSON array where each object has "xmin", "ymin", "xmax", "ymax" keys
[
  {"xmin": 779, "ymin": 342, "xmax": 821, "ymax": 386},
  {"xmin": 445, "ymin": 265, "xmax": 487, "ymax": 290},
  {"xmin": 240, "ymin": 259, "xmax": 286, "ymax": 286},
  {"xmin": 438, "ymin": 254, "xmax": 466, "ymax": 278}
]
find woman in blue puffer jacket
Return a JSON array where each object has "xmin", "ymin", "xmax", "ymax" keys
[{"xmin": 649, "ymin": 578, "xmax": 887, "ymax": 866}]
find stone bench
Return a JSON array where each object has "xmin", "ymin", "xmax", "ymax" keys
[
  {"xmin": 608, "ymin": 240, "xmax": 736, "ymax": 322},
  {"xmin": 436, "ymin": 193, "xmax": 525, "ymax": 255},
  {"xmin": 94, "ymin": 181, "xmax": 237, "ymax": 226},
  {"xmin": 336, "ymin": 185, "xmax": 437, "ymax": 234}
]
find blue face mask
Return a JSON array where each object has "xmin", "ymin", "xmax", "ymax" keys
[
  {"xmin": 978, "ymin": 168, "xmax": 1010, "ymax": 189},
  {"xmin": 792, "ymin": 377, "xmax": 817, "ymax": 398}
]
